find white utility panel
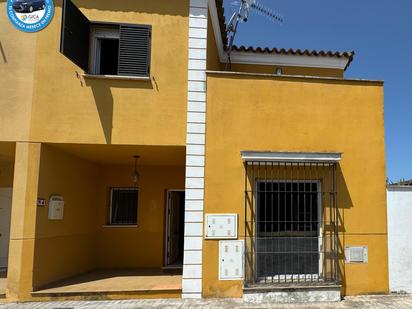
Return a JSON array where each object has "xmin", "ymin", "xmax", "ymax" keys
[
  {"xmin": 345, "ymin": 246, "xmax": 368, "ymax": 263},
  {"xmin": 48, "ymin": 195, "xmax": 64, "ymax": 220},
  {"xmin": 219, "ymin": 240, "xmax": 244, "ymax": 280},
  {"xmin": 205, "ymin": 213, "xmax": 238, "ymax": 239}
]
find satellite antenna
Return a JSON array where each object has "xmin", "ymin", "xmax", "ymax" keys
[{"xmin": 225, "ymin": 0, "xmax": 283, "ymax": 70}]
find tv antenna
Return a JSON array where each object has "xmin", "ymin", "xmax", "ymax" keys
[{"xmin": 225, "ymin": 0, "xmax": 284, "ymax": 70}]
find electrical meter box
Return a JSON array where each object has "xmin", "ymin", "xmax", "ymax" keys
[
  {"xmin": 219, "ymin": 240, "xmax": 244, "ymax": 280},
  {"xmin": 205, "ymin": 214, "xmax": 238, "ymax": 239},
  {"xmin": 48, "ymin": 195, "xmax": 64, "ymax": 220},
  {"xmin": 345, "ymin": 246, "xmax": 368, "ymax": 263}
]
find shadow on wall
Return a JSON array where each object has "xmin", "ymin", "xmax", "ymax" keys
[
  {"xmin": 243, "ymin": 162, "xmax": 353, "ymax": 289},
  {"xmin": 219, "ymin": 73, "xmax": 383, "ymax": 88},
  {"xmin": 59, "ymin": 0, "xmax": 188, "ymax": 17},
  {"xmin": 336, "ymin": 165, "xmax": 353, "ymax": 295},
  {"xmin": 83, "ymin": 77, "xmax": 154, "ymax": 144}
]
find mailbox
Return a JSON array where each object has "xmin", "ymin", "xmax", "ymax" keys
[{"xmin": 48, "ymin": 195, "xmax": 64, "ymax": 220}]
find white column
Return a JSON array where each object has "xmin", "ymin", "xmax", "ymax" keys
[{"xmin": 182, "ymin": 0, "xmax": 208, "ymax": 299}]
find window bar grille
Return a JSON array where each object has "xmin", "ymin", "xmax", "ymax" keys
[
  {"xmin": 334, "ymin": 163, "xmax": 339, "ymax": 282},
  {"xmin": 312, "ymin": 162, "xmax": 315, "ymax": 283},
  {"xmin": 244, "ymin": 160, "xmax": 339, "ymax": 287}
]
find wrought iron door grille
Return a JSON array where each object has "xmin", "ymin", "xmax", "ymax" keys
[{"xmin": 244, "ymin": 161, "xmax": 339, "ymax": 286}]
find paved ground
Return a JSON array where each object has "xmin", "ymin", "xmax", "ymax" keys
[{"xmin": 1, "ymin": 294, "xmax": 412, "ymax": 308}]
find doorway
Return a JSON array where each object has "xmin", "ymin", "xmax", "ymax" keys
[
  {"xmin": 0, "ymin": 187, "xmax": 12, "ymax": 281},
  {"xmin": 164, "ymin": 190, "xmax": 185, "ymax": 269}
]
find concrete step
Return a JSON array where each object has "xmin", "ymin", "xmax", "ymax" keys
[{"xmin": 243, "ymin": 284, "xmax": 342, "ymax": 303}]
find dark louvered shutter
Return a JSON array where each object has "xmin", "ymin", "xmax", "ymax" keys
[
  {"xmin": 60, "ymin": 0, "xmax": 90, "ymax": 72},
  {"xmin": 118, "ymin": 25, "xmax": 151, "ymax": 77}
]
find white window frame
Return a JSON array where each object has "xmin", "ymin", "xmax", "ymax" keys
[{"xmin": 90, "ymin": 26, "xmax": 120, "ymax": 75}]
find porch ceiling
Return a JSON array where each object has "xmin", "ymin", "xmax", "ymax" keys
[{"xmin": 49, "ymin": 144, "xmax": 186, "ymax": 166}]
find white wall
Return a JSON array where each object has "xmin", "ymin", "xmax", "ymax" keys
[{"xmin": 387, "ymin": 187, "xmax": 412, "ymax": 293}]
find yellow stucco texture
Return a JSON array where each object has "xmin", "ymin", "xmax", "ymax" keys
[
  {"xmin": 0, "ymin": 143, "xmax": 16, "ymax": 187},
  {"xmin": 0, "ymin": 0, "xmax": 189, "ymax": 145},
  {"xmin": 0, "ymin": 162, "xmax": 14, "ymax": 188},
  {"xmin": 7, "ymin": 143, "xmax": 41, "ymax": 300},
  {"xmin": 95, "ymin": 165, "xmax": 185, "ymax": 268},
  {"xmin": 0, "ymin": 4, "xmax": 36, "ymax": 142},
  {"xmin": 202, "ymin": 73, "xmax": 387, "ymax": 297},
  {"xmin": 341, "ymin": 234, "xmax": 388, "ymax": 296},
  {"xmin": 34, "ymin": 144, "xmax": 100, "ymax": 290}
]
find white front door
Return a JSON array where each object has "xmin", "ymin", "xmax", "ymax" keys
[{"xmin": 0, "ymin": 188, "xmax": 12, "ymax": 268}]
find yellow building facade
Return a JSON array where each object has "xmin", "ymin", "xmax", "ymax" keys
[{"xmin": 0, "ymin": 0, "xmax": 387, "ymax": 303}]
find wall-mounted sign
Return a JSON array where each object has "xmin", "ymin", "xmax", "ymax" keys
[{"xmin": 6, "ymin": 0, "xmax": 54, "ymax": 33}]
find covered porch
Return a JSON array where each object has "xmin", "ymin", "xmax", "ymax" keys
[
  {"xmin": 7, "ymin": 142, "xmax": 186, "ymax": 300},
  {"xmin": 32, "ymin": 269, "xmax": 181, "ymax": 298}
]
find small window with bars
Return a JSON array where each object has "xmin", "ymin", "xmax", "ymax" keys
[
  {"xmin": 60, "ymin": 0, "xmax": 151, "ymax": 77},
  {"xmin": 109, "ymin": 188, "xmax": 138, "ymax": 225},
  {"xmin": 244, "ymin": 161, "xmax": 340, "ymax": 286}
]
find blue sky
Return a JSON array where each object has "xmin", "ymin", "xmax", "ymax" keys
[{"xmin": 223, "ymin": 0, "xmax": 412, "ymax": 182}]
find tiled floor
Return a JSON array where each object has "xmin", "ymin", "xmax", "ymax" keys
[{"xmin": 33, "ymin": 269, "xmax": 182, "ymax": 294}]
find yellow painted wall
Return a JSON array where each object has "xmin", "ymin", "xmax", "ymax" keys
[
  {"xmin": 203, "ymin": 73, "xmax": 387, "ymax": 297},
  {"xmin": 0, "ymin": 0, "xmax": 189, "ymax": 146},
  {"xmin": 95, "ymin": 165, "xmax": 184, "ymax": 268},
  {"xmin": 34, "ymin": 144, "xmax": 100, "ymax": 289},
  {"xmin": 229, "ymin": 63, "xmax": 344, "ymax": 78},
  {"xmin": 0, "ymin": 162, "xmax": 14, "ymax": 187},
  {"xmin": 0, "ymin": 3, "xmax": 36, "ymax": 142},
  {"xmin": 7, "ymin": 143, "xmax": 41, "ymax": 301}
]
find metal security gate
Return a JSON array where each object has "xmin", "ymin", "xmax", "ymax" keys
[{"xmin": 244, "ymin": 160, "xmax": 339, "ymax": 286}]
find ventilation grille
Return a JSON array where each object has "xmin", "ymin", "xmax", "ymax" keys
[{"xmin": 345, "ymin": 246, "xmax": 368, "ymax": 263}]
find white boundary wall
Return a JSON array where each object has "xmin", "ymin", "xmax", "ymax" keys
[{"xmin": 387, "ymin": 186, "xmax": 412, "ymax": 293}]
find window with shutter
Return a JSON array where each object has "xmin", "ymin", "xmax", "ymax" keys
[
  {"xmin": 118, "ymin": 25, "xmax": 151, "ymax": 77},
  {"xmin": 60, "ymin": 0, "xmax": 90, "ymax": 72},
  {"xmin": 60, "ymin": 0, "xmax": 152, "ymax": 78}
]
